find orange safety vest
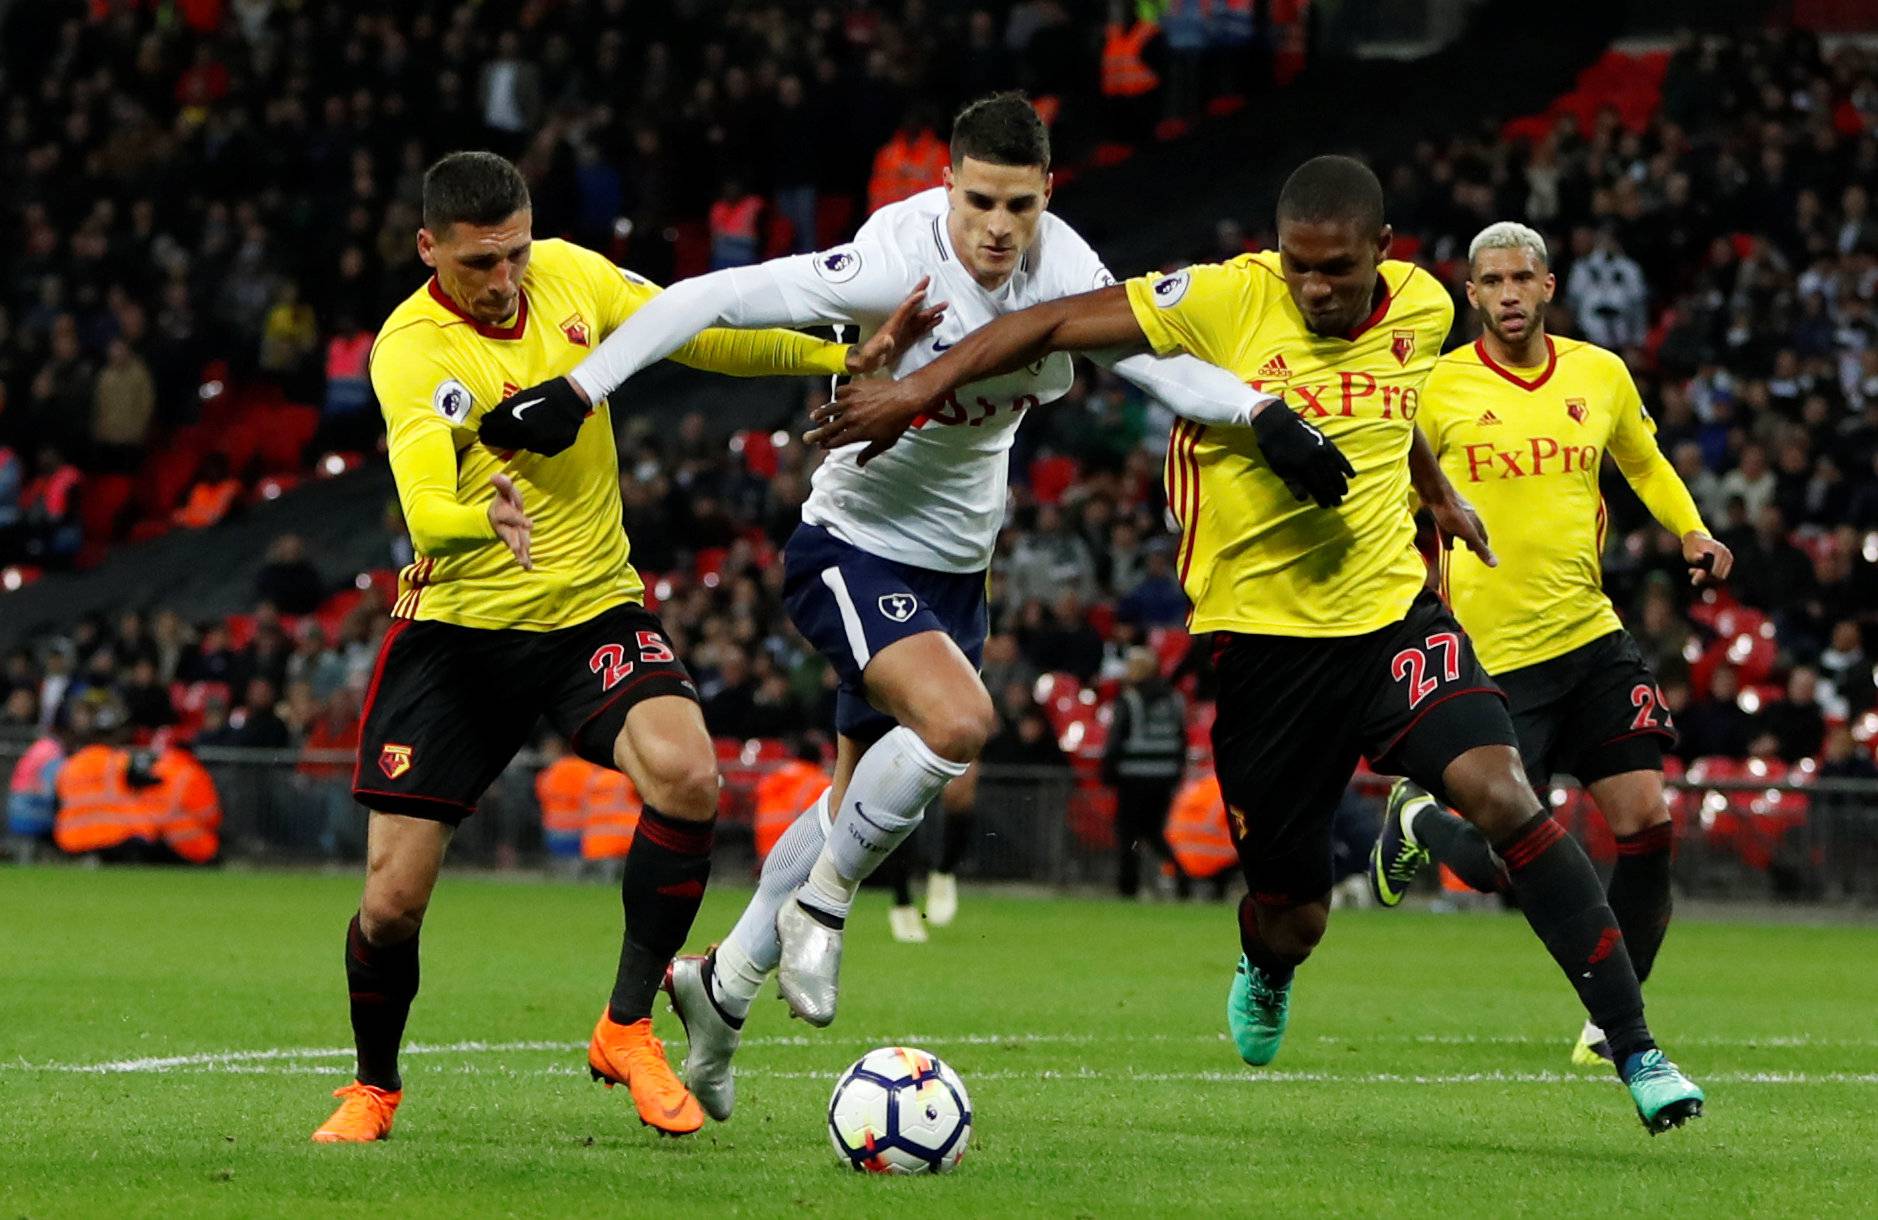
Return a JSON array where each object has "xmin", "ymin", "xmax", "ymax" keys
[
  {"xmin": 149, "ymin": 747, "xmax": 221, "ymax": 863},
  {"xmin": 581, "ymin": 767, "xmax": 643, "ymax": 861},
  {"xmin": 536, "ymin": 755, "xmax": 593, "ymax": 840},
  {"xmin": 752, "ymin": 760, "xmax": 832, "ymax": 861},
  {"xmin": 868, "ymin": 131, "xmax": 950, "ymax": 213},
  {"xmin": 1166, "ymin": 774, "xmax": 1238, "ymax": 879},
  {"xmin": 1102, "ymin": 21, "xmax": 1161, "ymax": 98},
  {"xmin": 53, "ymin": 745, "xmax": 150, "ymax": 854},
  {"xmin": 173, "ymin": 478, "xmax": 242, "ymax": 529}
]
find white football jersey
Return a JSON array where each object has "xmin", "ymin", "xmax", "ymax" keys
[
  {"xmin": 801, "ymin": 189, "xmax": 1111, "ymax": 570},
  {"xmin": 568, "ymin": 187, "xmax": 1272, "ymax": 573}
]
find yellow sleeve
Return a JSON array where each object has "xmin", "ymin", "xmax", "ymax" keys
[
  {"xmin": 1606, "ymin": 360, "xmax": 1707, "ymax": 538},
  {"xmin": 1123, "ymin": 262, "xmax": 1258, "ymax": 366},
  {"xmin": 369, "ymin": 327, "xmax": 499, "ymax": 555},
  {"xmin": 666, "ymin": 326, "xmax": 852, "ymax": 377},
  {"xmin": 601, "ymin": 257, "xmax": 852, "ymax": 378}
]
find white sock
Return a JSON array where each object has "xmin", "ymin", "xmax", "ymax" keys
[
  {"xmin": 799, "ymin": 726, "xmax": 968, "ymax": 919},
  {"xmin": 711, "ymin": 793, "xmax": 829, "ymax": 1019}
]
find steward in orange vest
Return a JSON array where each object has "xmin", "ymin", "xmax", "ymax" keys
[
  {"xmin": 149, "ymin": 746, "xmax": 222, "ymax": 864},
  {"xmin": 533, "ymin": 737, "xmax": 593, "ymax": 861},
  {"xmin": 752, "ymin": 748, "xmax": 832, "ymax": 862},
  {"xmin": 581, "ymin": 766, "xmax": 643, "ymax": 862},
  {"xmin": 1166, "ymin": 774, "xmax": 1238, "ymax": 882}
]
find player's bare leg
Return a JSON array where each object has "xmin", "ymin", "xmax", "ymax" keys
[
  {"xmin": 587, "ymin": 694, "xmax": 718, "ymax": 1136},
  {"xmin": 1571, "ymin": 769, "xmax": 1675, "ymax": 1065},
  {"xmin": 1440, "ymin": 745, "xmax": 1701, "ymax": 1129},
  {"xmin": 777, "ymin": 631, "xmax": 987, "ymax": 1025},
  {"xmin": 313, "ymin": 812, "xmax": 450, "ymax": 1143}
]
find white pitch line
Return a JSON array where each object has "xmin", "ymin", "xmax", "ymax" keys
[
  {"xmin": 10, "ymin": 1030, "xmax": 1876, "ymax": 1077},
  {"xmin": 11, "ymin": 1056, "xmax": 1876, "ymax": 1088}
]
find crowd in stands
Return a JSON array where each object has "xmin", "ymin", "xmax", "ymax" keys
[
  {"xmin": 0, "ymin": 0, "xmax": 1283, "ymax": 573},
  {"xmin": 4, "ymin": 12, "xmax": 1878, "ymax": 870}
]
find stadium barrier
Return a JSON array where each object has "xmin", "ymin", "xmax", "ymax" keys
[{"xmin": 3, "ymin": 743, "xmax": 1874, "ymax": 904}]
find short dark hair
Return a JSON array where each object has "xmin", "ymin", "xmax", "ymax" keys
[
  {"xmin": 1276, "ymin": 154, "xmax": 1385, "ymax": 233},
  {"xmin": 422, "ymin": 151, "xmax": 531, "ymax": 233},
  {"xmin": 950, "ymin": 92, "xmax": 1050, "ymax": 170}
]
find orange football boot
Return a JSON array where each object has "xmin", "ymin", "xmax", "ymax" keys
[
  {"xmin": 311, "ymin": 1081, "xmax": 402, "ymax": 1143},
  {"xmin": 587, "ymin": 1012, "xmax": 705, "ymax": 1136}
]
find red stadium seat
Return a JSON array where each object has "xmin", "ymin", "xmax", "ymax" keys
[
  {"xmin": 1028, "ymin": 455, "xmax": 1079, "ymax": 505},
  {"xmin": 79, "ymin": 474, "xmax": 135, "ymax": 544}
]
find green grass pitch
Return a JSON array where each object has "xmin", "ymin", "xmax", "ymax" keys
[{"xmin": 2, "ymin": 867, "xmax": 1874, "ymax": 1218}]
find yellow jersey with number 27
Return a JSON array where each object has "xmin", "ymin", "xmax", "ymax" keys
[{"xmin": 1125, "ymin": 252, "xmax": 1454, "ymax": 638}]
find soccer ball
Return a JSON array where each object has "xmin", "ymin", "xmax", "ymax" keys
[{"xmin": 826, "ymin": 1046, "xmax": 972, "ymax": 1174}]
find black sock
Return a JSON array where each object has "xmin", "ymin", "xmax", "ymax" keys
[
  {"xmin": 346, "ymin": 914, "xmax": 419, "ymax": 1092},
  {"xmin": 940, "ymin": 807, "xmax": 974, "ymax": 873},
  {"xmin": 1411, "ymin": 805, "xmax": 1508, "ymax": 893},
  {"xmin": 1608, "ymin": 822, "xmax": 1674, "ymax": 985},
  {"xmin": 1235, "ymin": 894, "xmax": 1298, "ymax": 988},
  {"xmin": 608, "ymin": 807, "xmax": 714, "ymax": 1025},
  {"xmin": 1494, "ymin": 814, "xmax": 1653, "ymax": 1065}
]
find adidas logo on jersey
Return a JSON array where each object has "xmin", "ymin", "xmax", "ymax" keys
[
  {"xmin": 1256, "ymin": 354, "xmax": 1292, "ymax": 380},
  {"xmin": 1477, "ymin": 410, "xmax": 1503, "ymax": 426}
]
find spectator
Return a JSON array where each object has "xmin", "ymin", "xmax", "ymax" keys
[
  {"xmin": 707, "ymin": 179, "xmax": 763, "ymax": 270},
  {"xmin": 1117, "ymin": 545, "xmax": 1188, "ymax": 630},
  {"xmin": 1026, "ymin": 593, "xmax": 1104, "ymax": 682},
  {"xmin": 19, "ymin": 446, "xmax": 83, "ymax": 567},
  {"xmin": 319, "ymin": 316, "xmax": 376, "ymax": 452},
  {"xmin": 479, "ymin": 30, "xmax": 543, "ymax": 148},
  {"xmin": 1735, "ymin": 505, "xmax": 1816, "ymax": 613},
  {"xmin": 1006, "ymin": 503, "xmax": 1099, "ymax": 607},
  {"xmin": 1565, "ymin": 228, "xmax": 1649, "ymax": 349},
  {"xmin": 120, "ymin": 657, "xmax": 176, "ymax": 731},
  {"xmin": 1718, "ymin": 444, "xmax": 1777, "ymax": 520},
  {"xmin": 1757, "ymin": 666, "xmax": 1828, "ymax": 763},
  {"xmin": 225, "ymin": 677, "xmax": 290, "ymax": 749},
  {"xmin": 982, "ymin": 685, "xmax": 1067, "ymax": 768},
  {"xmin": 255, "ymin": 533, "xmax": 326, "ymax": 616},
  {"xmin": 1819, "ymin": 619, "xmax": 1873, "ymax": 718},
  {"xmin": 172, "ymin": 453, "xmax": 243, "ymax": 530},
  {"xmin": 867, "ymin": 108, "xmax": 948, "ymax": 213},
  {"xmin": 0, "ymin": 444, "xmax": 22, "ymax": 561},
  {"xmin": 1102, "ymin": 646, "xmax": 1190, "ymax": 899},
  {"xmin": 89, "ymin": 339, "xmax": 157, "ymax": 474},
  {"xmin": 1678, "ymin": 664, "xmax": 1757, "ymax": 760}
]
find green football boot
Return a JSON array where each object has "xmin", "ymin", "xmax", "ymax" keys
[
  {"xmin": 1227, "ymin": 955, "xmax": 1291, "ymax": 1066},
  {"xmin": 1623, "ymin": 1049, "xmax": 1705, "ymax": 1134}
]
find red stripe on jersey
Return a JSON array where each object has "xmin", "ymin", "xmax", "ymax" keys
[
  {"xmin": 1163, "ymin": 419, "xmax": 1186, "ymax": 533},
  {"xmin": 350, "ymin": 619, "xmax": 412, "ymax": 795},
  {"xmin": 1177, "ymin": 422, "xmax": 1204, "ymax": 586}
]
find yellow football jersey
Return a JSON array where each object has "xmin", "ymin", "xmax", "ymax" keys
[
  {"xmin": 370, "ymin": 238, "xmax": 849, "ymax": 631},
  {"xmin": 1419, "ymin": 335, "xmax": 1707, "ymax": 674},
  {"xmin": 1125, "ymin": 252, "xmax": 1453, "ymax": 637}
]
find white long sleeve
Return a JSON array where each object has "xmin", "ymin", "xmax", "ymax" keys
[
  {"xmin": 568, "ymin": 244, "xmax": 918, "ymax": 404},
  {"xmin": 1092, "ymin": 348, "xmax": 1278, "ymax": 429}
]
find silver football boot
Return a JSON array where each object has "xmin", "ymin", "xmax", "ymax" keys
[
  {"xmin": 664, "ymin": 954, "xmax": 740, "ymax": 1121},
  {"xmin": 775, "ymin": 898, "xmax": 843, "ymax": 1028}
]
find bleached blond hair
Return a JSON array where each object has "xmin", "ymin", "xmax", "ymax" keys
[{"xmin": 1467, "ymin": 221, "xmax": 1550, "ymax": 271}]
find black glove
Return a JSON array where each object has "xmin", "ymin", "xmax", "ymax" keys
[
  {"xmin": 479, "ymin": 377, "xmax": 590, "ymax": 456},
  {"xmin": 1251, "ymin": 404, "xmax": 1356, "ymax": 508}
]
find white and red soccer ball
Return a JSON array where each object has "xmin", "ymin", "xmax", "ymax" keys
[{"xmin": 827, "ymin": 1046, "xmax": 972, "ymax": 1175}]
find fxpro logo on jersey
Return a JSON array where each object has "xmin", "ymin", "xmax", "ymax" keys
[
  {"xmin": 815, "ymin": 247, "xmax": 864, "ymax": 284},
  {"xmin": 432, "ymin": 379, "xmax": 473, "ymax": 424},
  {"xmin": 1461, "ymin": 437, "xmax": 1601, "ymax": 483}
]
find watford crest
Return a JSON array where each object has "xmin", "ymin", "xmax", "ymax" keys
[
  {"xmin": 1390, "ymin": 329, "xmax": 1416, "ymax": 367},
  {"xmin": 379, "ymin": 743, "xmax": 414, "ymax": 780},
  {"xmin": 560, "ymin": 313, "xmax": 591, "ymax": 347},
  {"xmin": 1566, "ymin": 398, "xmax": 1588, "ymax": 424}
]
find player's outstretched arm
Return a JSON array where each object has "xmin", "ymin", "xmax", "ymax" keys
[
  {"xmin": 809, "ymin": 285, "xmax": 1141, "ymax": 459},
  {"xmin": 1607, "ymin": 383, "xmax": 1731, "ymax": 587},
  {"xmin": 479, "ymin": 249, "xmax": 942, "ymax": 456},
  {"xmin": 1410, "ymin": 426, "xmax": 1496, "ymax": 567}
]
